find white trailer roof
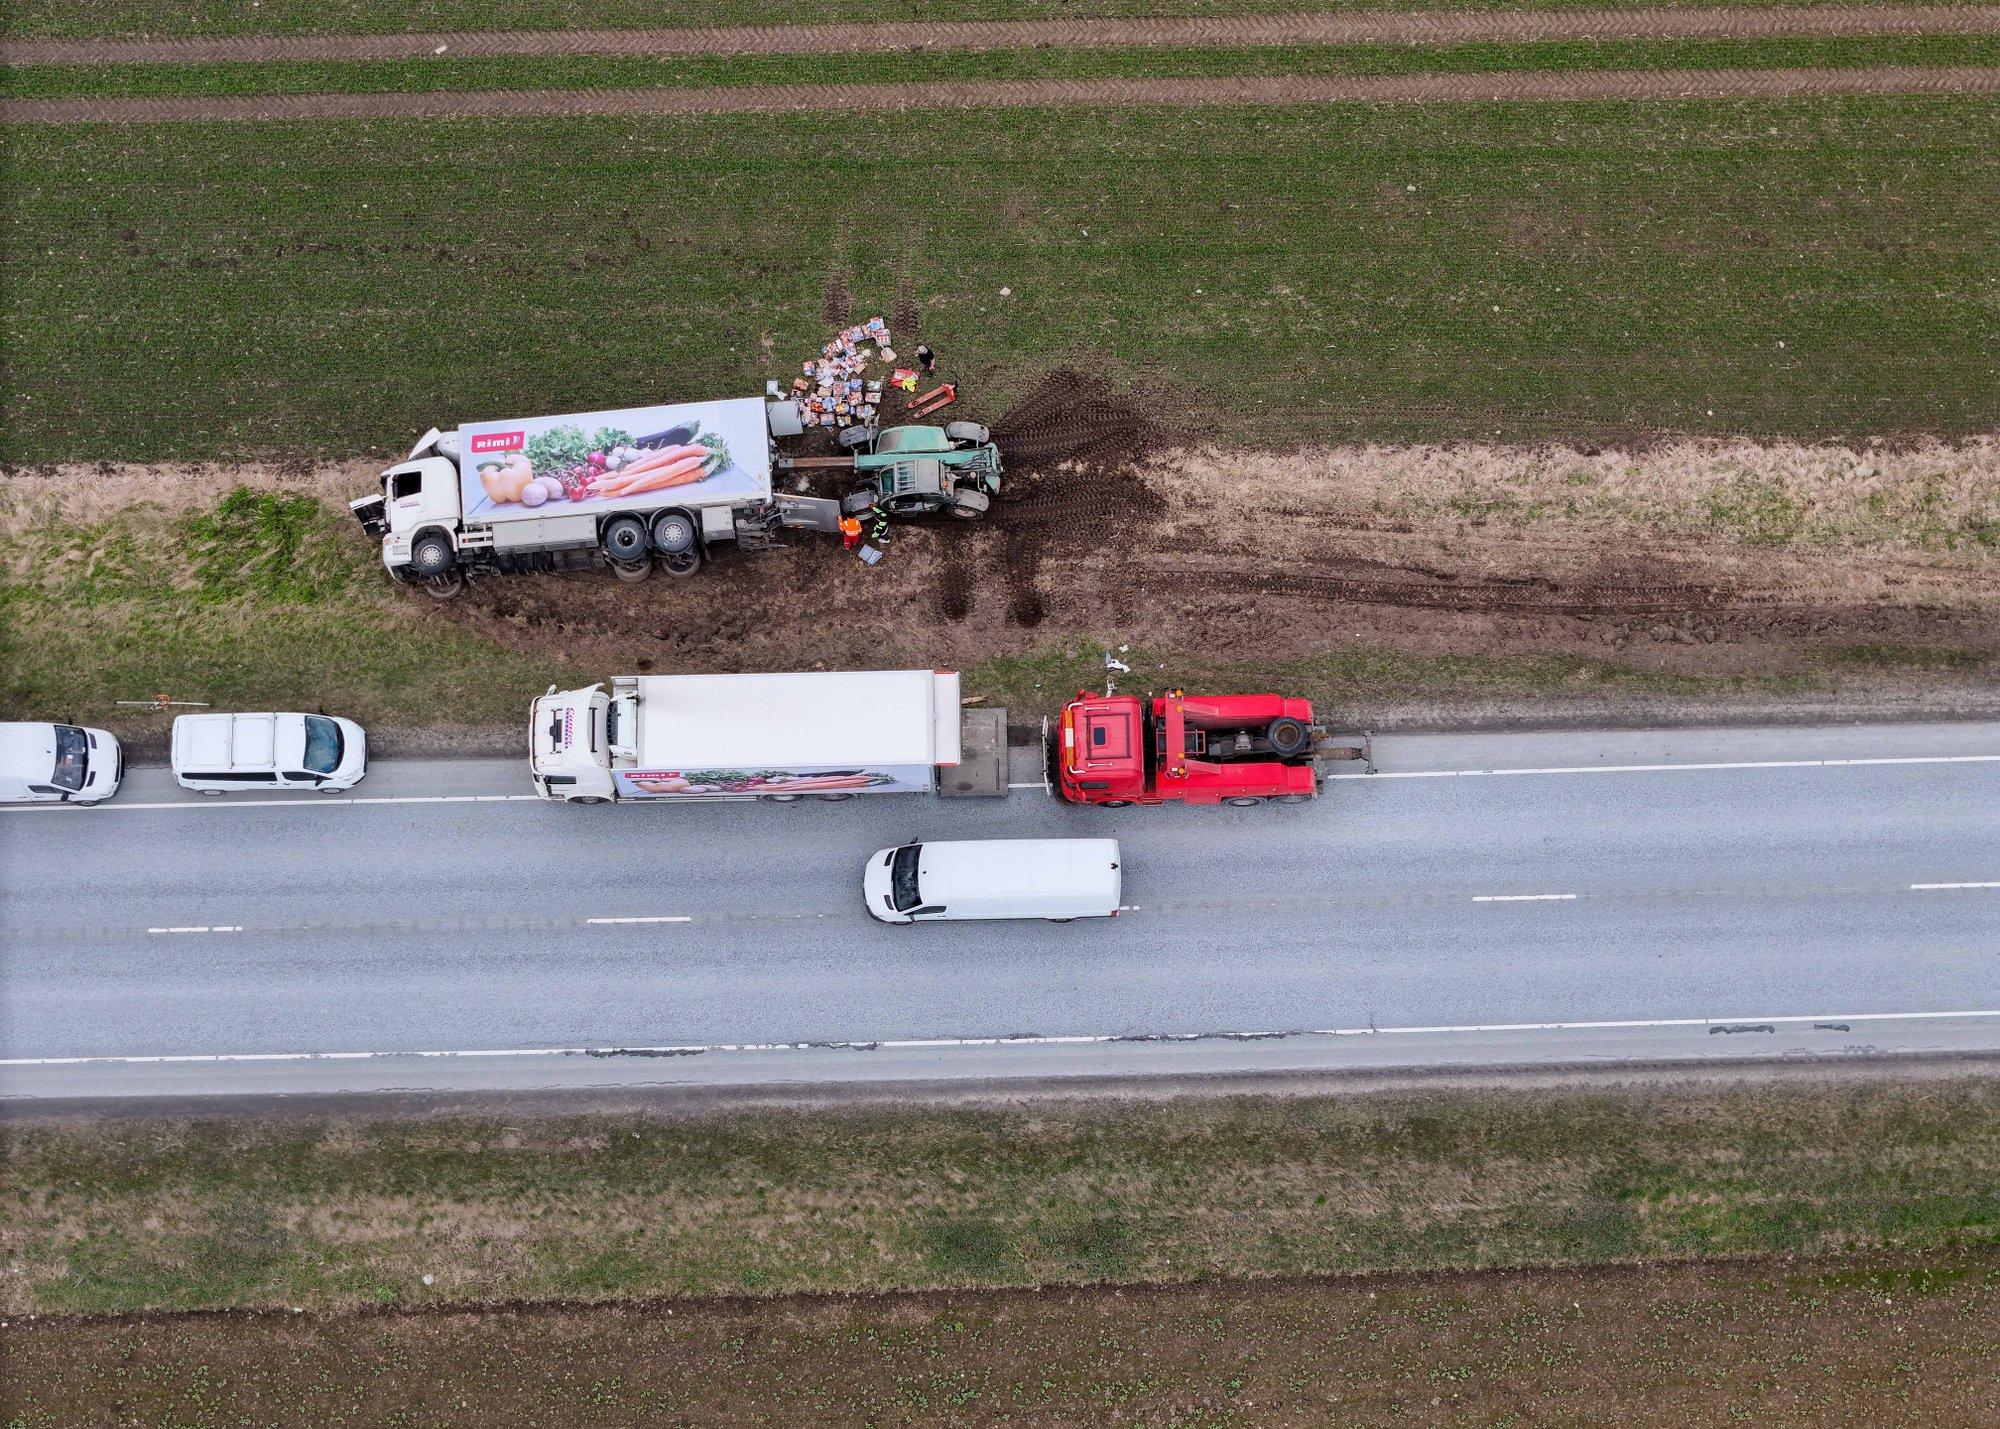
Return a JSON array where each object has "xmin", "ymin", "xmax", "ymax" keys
[{"xmin": 635, "ymin": 670, "xmax": 959, "ymax": 769}]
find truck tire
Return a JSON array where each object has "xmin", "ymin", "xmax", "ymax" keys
[
  {"xmin": 944, "ymin": 421, "xmax": 989, "ymax": 446},
  {"xmin": 814, "ymin": 792, "xmax": 856, "ymax": 802},
  {"xmin": 570, "ymin": 796, "xmax": 609, "ymax": 805},
  {"xmin": 661, "ymin": 549, "xmax": 702, "ymax": 578},
  {"xmin": 601, "ymin": 515, "xmax": 649, "ymax": 563},
  {"xmin": 1266, "ymin": 717, "xmax": 1312, "ymax": 758},
  {"xmin": 1225, "ymin": 796, "xmax": 1265, "ymax": 807},
  {"xmin": 650, "ymin": 510, "xmax": 698, "ymax": 555},
  {"xmin": 610, "ymin": 559, "xmax": 653, "ymax": 583},
  {"xmin": 409, "ymin": 531, "xmax": 454, "ymax": 578},
  {"xmin": 421, "ymin": 570, "xmax": 465, "ymax": 602},
  {"xmin": 1275, "ymin": 793, "xmax": 1312, "ymax": 804}
]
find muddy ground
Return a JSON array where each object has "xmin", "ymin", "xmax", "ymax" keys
[{"xmin": 430, "ymin": 376, "xmax": 2000, "ymax": 687}]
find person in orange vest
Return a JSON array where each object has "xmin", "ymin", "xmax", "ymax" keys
[{"xmin": 839, "ymin": 515, "xmax": 863, "ymax": 551}]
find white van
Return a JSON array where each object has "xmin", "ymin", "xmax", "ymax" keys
[
  {"xmin": 0, "ymin": 722, "xmax": 124, "ymax": 805},
  {"xmin": 171, "ymin": 712, "xmax": 367, "ymax": 794},
  {"xmin": 864, "ymin": 838, "xmax": 1123, "ymax": 924}
]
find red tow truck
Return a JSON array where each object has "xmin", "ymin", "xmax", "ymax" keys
[{"xmin": 1054, "ymin": 688, "xmax": 1371, "ymax": 807}]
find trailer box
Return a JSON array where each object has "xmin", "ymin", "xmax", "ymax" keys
[{"xmin": 531, "ymin": 670, "xmax": 1003, "ymax": 803}]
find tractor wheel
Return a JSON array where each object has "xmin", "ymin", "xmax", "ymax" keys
[
  {"xmin": 600, "ymin": 515, "xmax": 649, "ymax": 563},
  {"xmin": 1266, "ymin": 717, "xmax": 1312, "ymax": 758},
  {"xmin": 948, "ymin": 489, "xmax": 991, "ymax": 520},
  {"xmin": 840, "ymin": 489, "xmax": 879, "ymax": 517},
  {"xmin": 944, "ymin": 421, "xmax": 990, "ymax": 447},
  {"xmin": 837, "ymin": 425, "xmax": 878, "ymax": 451}
]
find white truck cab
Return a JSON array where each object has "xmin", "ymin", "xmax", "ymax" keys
[
  {"xmin": 530, "ymin": 684, "xmax": 619, "ymax": 802},
  {"xmin": 0, "ymin": 722, "xmax": 124, "ymax": 805}
]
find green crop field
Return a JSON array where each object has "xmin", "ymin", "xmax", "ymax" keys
[
  {"xmin": 6, "ymin": 96, "xmax": 1996, "ymax": 463},
  {"xmin": 9, "ymin": 36, "xmax": 1996, "ymax": 99},
  {"xmin": 2, "ymin": 0, "xmax": 1911, "ymax": 43}
]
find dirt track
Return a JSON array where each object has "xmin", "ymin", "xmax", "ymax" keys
[
  {"xmin": 5, "ymin": 4, "xmax": 1996, "ymax": 65},
  {"xmin": 7, "ymin": 63, "xmax": 1998, "ymax": 123}
]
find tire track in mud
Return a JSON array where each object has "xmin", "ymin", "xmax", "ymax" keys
[
  {"xmin": 6, "ymin": 5, "xmax": 1997, "ymax": 66},
  {"xmin": 9, "ymin": 64, "xmax": 1999, "ymax": 123}
]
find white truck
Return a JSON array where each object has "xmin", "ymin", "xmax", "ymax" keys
[
  {"xmin": 530, "ymin": 670, "xmax": 1007, "ymax": 803},
  {"xmin": 350, "ymin": 395, "xmax": 833, "ymax": 596}
]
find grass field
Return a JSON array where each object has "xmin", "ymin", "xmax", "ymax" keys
[
  {"xmin": 9, "ymin": 35, "xmax": 1997, "ymax": 98},
  {"xmin": 6, "ymin": 96, "xmax": 1997, "ymax": 463},
  {"xmin": 6, "ymin": 1079, "xmax": 1998, "ymax": 1316},
  {"xmin": 7, "ymin": 1249, "xmax": 1998, "ymax": 1424},
  {"xmin": 3, "ymin": 0, "xmax": 1918, "ymax": 43}
]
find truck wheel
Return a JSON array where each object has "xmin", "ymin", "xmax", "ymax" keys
[
  {"xmin": 944, "ymin": 421, "xmax": 989, "ymax": 446},
  {"xmin": 610, "ymin": 559, "xmax": 653, "ymax": 583},
  {"xmin": 660, "ymin": 549, "xmax": 702, "ymax": 578},
  {"xmin": 1225, "ymin": 796, "xmax": 1265, "ymax": 807},
  {"xmin": 1266, "ymin": 717, "xmax": 1312, "ymax": 758},
  {"xmin": 1275, "ymin": 793, "xmax": 1312, "ymax": 804},
  {"xmin": 758, "ymin": 793, "xmax": 801, "ymax": 803},
  {"xmin": 601, "ymin": 515, "xmax": 649, "ymax": 563},
  {"xmin": 814, "ymin": 792, "xmax": 856, "ymax": 802},
  {"xmin": 650, "ymin": 510, "xmax": 698, "ymax": 555},
  {"xmin": 570, "ymin": 796, "xmax": 609, "ymax": 805},
  {"xmin": 409, "ymin": 531, "xmax": 454, "ymax": 578},
  {"xmin": 1097, "ymin": 799, "xmax": 1133, "ymax": 808},
  {"xmin": 421, "ymin": 570, "xmax": 465, "ymax": 601}
]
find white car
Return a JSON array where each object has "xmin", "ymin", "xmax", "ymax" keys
[
  {"xmin": 865, "ymin": 838, "xmax": 1123, "ymax": 924},
  {"xmin": 0, "ymin": 722, "xmax": 124, "ymax": 805},
  {"xmin": 171, "ymin": 712, "xmax": 367, "ymax": 795}
]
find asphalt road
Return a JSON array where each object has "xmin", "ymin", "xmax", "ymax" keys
[{"xmin": 5, "ymin": 721, "xmax": 1999, "ymax": 1100}]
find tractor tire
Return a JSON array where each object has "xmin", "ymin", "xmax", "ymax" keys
[
  {"xmin": 837, "ymin": 425, "xmax": 878, "ymax": 451},
  {"xmin": 600, "ymin": 515, "xmax": 649, "ymax": 563},
  {"xmin": 409, "ymin": 531, "xmax": 455, "ymax": 578},
  {"xmin": 610, "ymin": 559, "xmax": 653, "ymax": 583},
  {"xmin": 1266, "ymin": 717, "xmax": 1312, "ymax": 758},
  {"xmin": 840, "ymin": 489, "xmax": 879, "ymax": 517},
  {"xmin": 948, "ymin": 489, "xmax": 991, "ymax": 520},
  {"xmin": 944, "ymin": 421, "xmax": 990, "ymax": 446},
  {"xmin": 650, "ymin": 509, "xmax": 698, "ymax": 555}
]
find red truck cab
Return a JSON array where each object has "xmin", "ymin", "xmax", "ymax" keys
[{"xmin": 1056, "ymin": 689, "xmax": 1365, "ymax": 806}]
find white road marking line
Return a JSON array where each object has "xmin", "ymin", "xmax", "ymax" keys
[
  {"xmin": 1471, "ymin": 893, "xmax": 1578, "ymax": 903},
  {"xmin": 144, "ymin": 926, "xmax": 242, "ymax": 934},
  {"xmin": 1, "ymin": 794, "xmax": 542, "ymax": 814},
  {"xmin": 1006, "ymin": 781, "xmax": 1048, "ymax": 789},
  {"xmin": 584, "ymin": 916, "xmax": 693, "ymax": 926},
  {"xmin": 1325, "ymin": 753, "xmax": 2000, "ymax": 781},
  {"xmin": 8, "ymin": 1007, "xmax": 1999, "ymax": 1068},
  {"xmin": 1909, "ymin": 881, "xmax": 2000, "ymax": 891}
]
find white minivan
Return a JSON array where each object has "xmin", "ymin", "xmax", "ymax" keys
[
  {"xmin": 171, "ymin": 712, "xmax": 367, "ymax": 795},
  {"xmin": 865, "ymin": 838, "xmax": 1123, "ymax": 924},
  {"xmin": 0, "ymin": 722, "xmax": 124, "ymax": 805}
]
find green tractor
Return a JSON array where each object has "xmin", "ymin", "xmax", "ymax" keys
[{"xmin": 780, "ymin": 422, "xmax": 1002, "ymax": 521}]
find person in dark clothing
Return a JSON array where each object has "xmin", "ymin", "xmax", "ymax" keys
[{"xmin": 913, "ymin": 343, "xmax": 937, "ymax": 375}]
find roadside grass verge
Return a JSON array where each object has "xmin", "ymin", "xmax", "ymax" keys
[
  {"xmin": 5, "ymin": 1079, "xmax": 1999, "ymax": 1314},
  {"xmin": 1, "ymin": 482, "xmax": 1989, "ymax": 736},
  {"xmin": 2, "ymin": 0, "xmax": 1919, "ymax": 44},
  {"xmin": 10, "ymin": 35, "xmax": 1998, "ymax": 99},
  {"xmin": 0, "ymin": 488, "xmax": 587, "ymax": 730},
  {"xmin": 6, "ymin": 97, "xmax": 1997, "ymax": 462},
  {"xmin": 7, "ymin": 1249, "xmax": 1998, "ymax": 1424}
]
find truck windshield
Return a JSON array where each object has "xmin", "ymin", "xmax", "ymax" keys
[
  {"xmin": 303, "ymin": 715, "xmax": 343, "ymax": 775},
  {"xmin": 51, "ymin": 725, "xmax": 88, "ymax": 792},
  {"xmin": 890, "ymin": 845, "xmax": 923, "ymax": 913}
]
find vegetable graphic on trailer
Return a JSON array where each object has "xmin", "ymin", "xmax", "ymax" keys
[{"xmin": 458, "ymin": 398, "xmax": 771, "ymax": 521}]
